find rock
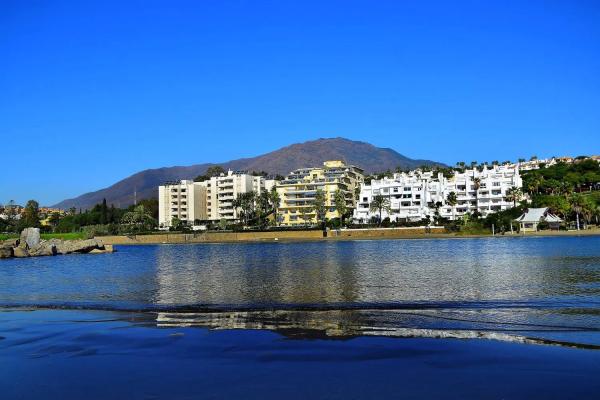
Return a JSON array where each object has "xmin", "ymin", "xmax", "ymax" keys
[
  {"xmin": 29, "ymin": 241, "xmax": 57, "ymax": 257},
  {"xmin": 19, "ymin": 228, "xmax": 40, "ymax": 249},
  {"xmin": 13, "ymin": 247, "xmax": 30, "ymax": 258},
  {"xmin": 2, "ymin": 239, "xmax": 18, "ymax": 248},
  {"xmin": 88, "ymin": 248, "xmax": 107, "ymax": 254},
  {"xmin": 55, "ymin": 238, "xmax": 103, "ymax": 254},
  {"xmin": 0, "ymin": 247, "xmax": 13, "ymax": 258}
]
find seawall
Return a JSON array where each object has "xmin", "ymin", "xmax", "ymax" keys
[{"xmin": 97, "ymin": 227, "xmax": 447, "ymax": 245}]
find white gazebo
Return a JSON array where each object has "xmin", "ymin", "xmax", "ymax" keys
[{"xmin": 515, "ymin": 208, "xmax": 562, "ymax": 232}]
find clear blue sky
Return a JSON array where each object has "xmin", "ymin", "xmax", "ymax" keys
[{"xmin": 1, "ymin": 0, "xmax": 599, "ymax": 206}]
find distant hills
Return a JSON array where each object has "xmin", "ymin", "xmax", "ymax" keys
[{"xmin": 52, "ymin": 137, "xmax": 444, "ymax": 210}]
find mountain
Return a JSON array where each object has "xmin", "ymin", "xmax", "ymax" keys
[{"xmin": 52, "ymin": 137, "xmax": 444, "ymax": 210}]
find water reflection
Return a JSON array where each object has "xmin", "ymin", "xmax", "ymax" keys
[
  {"xmin": 1, "ymin": 237, "xmax": 600, "ymax": 346},
  {"xmin": 152, "ymin": 308, "xmax": 600, "ymax": 348},
  {"xmin": 150, "ymin": 239, "xmax": 600, "ymax": 307}
]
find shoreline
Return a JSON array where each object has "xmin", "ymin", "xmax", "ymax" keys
[{"xmin": 96, "ymin": 227, "xmax": 600, "ymax": 245}]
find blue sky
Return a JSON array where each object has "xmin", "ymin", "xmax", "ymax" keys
[{"xmin": 1, "ymin": 0, "xmax": 599, "ymax": 206}]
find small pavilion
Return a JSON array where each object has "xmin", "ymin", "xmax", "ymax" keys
[{"xmin": 515, "ymin": 208, "xmax": 562, "ymax": 232}]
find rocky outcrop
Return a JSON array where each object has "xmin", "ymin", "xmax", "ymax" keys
[
  {"xmin": 20, "ymin": 228, "xmax": 40, "ymax": 249},
  {"xmin": 29, "ymin": 241, "xmax": 58, "ymax": 257},
  {"xmin": 0, "ymin": 230, "xmax": 114, "ymax": 260},
  {"xmin": 13, "ymin": 247, "xmax": 30, "ymax": 258},
  {"xmin": 0, "ymin": 247, "xmax": 13, "ymax": 258}
]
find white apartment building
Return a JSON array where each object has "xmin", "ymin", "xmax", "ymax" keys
[
  {"xmin": 158, "ymin": 180, "xmax": 207, "ymax": 228},
  {"xmin": 354, "ymin": 165, "xmax": 522, "ymax": 223},
  {"xmin": 202, "ymin": 171, "xmax": 274, "ymax": 221},
  {"xmin": 158, "ymin": 171, "xmax": 277, "ymax": 228}
]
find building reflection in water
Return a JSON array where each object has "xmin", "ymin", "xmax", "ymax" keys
[{"xmin": 150, "ymin": 239, "xmax": 600, "ymax": 307}]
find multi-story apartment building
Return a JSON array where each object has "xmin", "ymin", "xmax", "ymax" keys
[
  {"xmin": 276, "ymin": 160, "xmax": 364, "ymax": 226},
  {"xmin": 202, "ymin": 171, "xmax": 273, "ymax": 221},
  {"xmin": 158, "ymin": 172, "xmax": 277, "ymax": 228},
  {"xmin": 158, "ymin": 180, "xmax": 208, "ymax": 228},
  {"xmin": 353, "ymin": 165, "xmax": 522, "ymax": 223}
]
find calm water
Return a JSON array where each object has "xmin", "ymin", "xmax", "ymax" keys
[
  {"xmin": 1, "ymin": 236, "xmax": 600, "ymax": 347},
  {"xmin": 2, "ymin": 236, "xmax": 600, "ymax": 399}
]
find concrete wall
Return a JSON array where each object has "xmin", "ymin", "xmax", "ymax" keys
[
  {"xmin": 327, "ymin": 227, "xmax": 445, "ymax": 239},
  {"xmin": 97, "ymin": 227, "xmax": 446, "ymax": 245}
]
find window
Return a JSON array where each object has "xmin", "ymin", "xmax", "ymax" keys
[
  {"xmin": 362, "ymin": 197, "xmax": 368, "ymax": 202},
  {"xmin": 404, "ymin": 187, "xmax": 411, "ymax": 191},
  {"xmin": 393, "ymin": 187, "xmax": 399, "ymax": 193},
  {"xmin": 493, "ymin": 182, "xmax": 500, "ymax": 187}
]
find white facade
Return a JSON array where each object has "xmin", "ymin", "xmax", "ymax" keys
[
  {"xmin": 354, "ymin": 165, "xmax": 522, "ymax": 223},
  {"xmin": 203, "ymin": 171, "xmax": 271, "ymax": 221},
  {"xmin": 158, "ymin": 180, "xmax": 207, "ymax": 229},
  {"xmin": 158, "ymin": 171, "xmax": 274, "ymax": 228}
]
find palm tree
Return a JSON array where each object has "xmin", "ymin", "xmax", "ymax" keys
[
  {"xmin": 233, "ymin": 191, "xmax": 256, "ymax": 226},
  {"xmin": 569, "ymin": 193, "xmax": 585, "ymax": 230},
  {"xmin": 446, "ymin": 191, "xmax": 458, "ymax": 221},
  {"xmin": 313, "ymin": 189, "xmax": 327, "ymax": 228},
  {"xmin": 559, "ymin": 182, "xmax": 572, "ymax": 198},
  {"xmin": 472, "ymin": 177, "xmax": 481, "ymax": 215},
  {"xmin": 505, "ymin": 186, "xmax": 523, "ymax": 207},
  {"xmin": 432, "ymin": 201, "xmax": 443, "ymax": 225},
  {"xmin": 526, "ymin": 175, "xmax": 543, "ymax": 195},
  {"xmin": 269, "ymin": 188, "xmax": 280, "ymax": 226},
  {"xmin": 369, "ymin": 194, "xmax": 390, "ymax": 226},
  {"xmin": 232, "ymin": 196, "xmax": 243, "ymax": 223},
  {"xmin": 333, "ymin": 189, "xmax": 348, "ymax": 226}
]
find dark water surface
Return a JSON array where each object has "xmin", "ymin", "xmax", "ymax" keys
[{"xmin": 1, "ymin": 236, "xmax": 600, "ymax": 398}]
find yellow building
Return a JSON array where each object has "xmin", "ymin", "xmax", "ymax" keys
[{"xmin": 276, "ymin": 160, "xmax": 364, "ymax": 226}]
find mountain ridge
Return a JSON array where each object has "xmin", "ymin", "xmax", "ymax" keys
[{"xmin": 52, "ymin": 137, "xmax": 445, "ymax": 209}]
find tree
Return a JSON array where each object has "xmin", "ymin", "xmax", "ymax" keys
[
  {"xmin": 472, "ymin": 177, "xmax": 481, "ymax": 216},
  {"xmin": 269, "ymin": 188, "xmax": 281, "ymax": 226},
  {"xmin": 333, "ymin": 189, "xmax": 348, "ymax": 226},
  {"xmin": 313, "ymin": 189, "xmax": 327, "ymax": 228},
  {"xmin": 446, "ymin": 191, "xmax": 458, "ymax": 221},
  {"xmin": 569, "ymin": 193, "xmax": 585, "ymax": 230},
  {"xmin": 22, "ymin": 200, "xmax": 40, "ymax": 228},
  {"xmin": 256, "ymin": 191, "xmax": 271, "ymax": 227},
  {"xmin": 233, "ymin": 191, "xmax": 256, "ymax": 226},
  {"xmin": 300, "ymin": 205, "xmax": 312, "ymax": 226},
  {"xmin": 432, "ymin": 201, "xmax": 443, "ymax": 225},
  {"xmin": 194, "ymin": 165, "xmax": 226, "ymax": 182},
  {"xmin": 369, "ymin": 194, "xmax": 390, "ymax": 226},
  {"xmin": 121, "ymin": 204, "xmax": 156, "ymax": 232},
  {"xmin": 505, "ymin": 187, "xmax": 523, "ymax": 207},
  {"xmin": 170, "ymin": 217, "xmax": 183, "ymax": 231},
  {"xmin": 100, "ymin": 198, "xmax": 108, "ymax": 225}
]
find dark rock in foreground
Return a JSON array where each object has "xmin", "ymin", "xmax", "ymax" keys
[{"xmin": 0, "ymin": 228, "xmax": 114, "ymax": 259}]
